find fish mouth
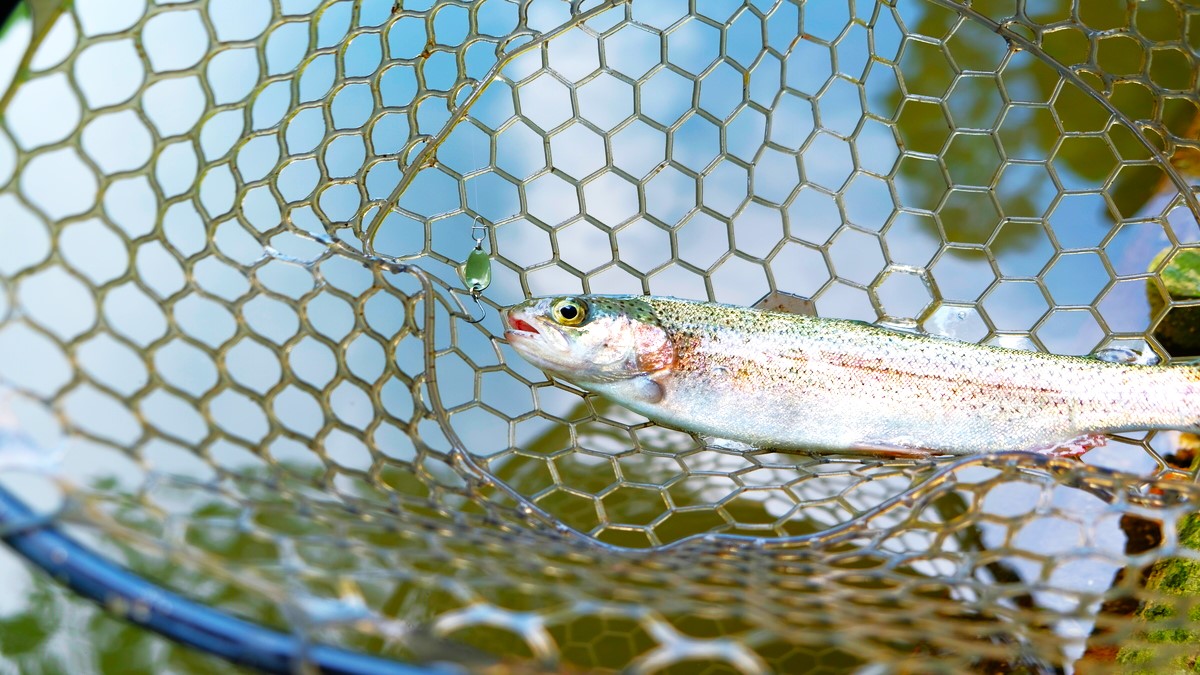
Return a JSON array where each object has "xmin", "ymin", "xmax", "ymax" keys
[{"xmin": 502, "ymin": 307, "xmax": 540, "ymax": 337}]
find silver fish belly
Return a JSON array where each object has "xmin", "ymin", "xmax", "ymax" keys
[{"xmin": 505, "ymin": 295, "xmax": 1200, "ymax": 456}]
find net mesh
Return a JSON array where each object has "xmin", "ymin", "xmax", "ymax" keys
[{"xmin": 0, "ymin": 0, "xmax": 1199, "ymax": 671}]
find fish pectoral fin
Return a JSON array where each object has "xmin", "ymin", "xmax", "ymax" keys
[{"xmin": 629, "ymin": 375, "xmax": 665, "ymax": 404}]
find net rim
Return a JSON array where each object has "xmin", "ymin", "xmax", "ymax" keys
[{"xmin": 0, "ymin": 478, "xmax": 436, "ymax": 675}]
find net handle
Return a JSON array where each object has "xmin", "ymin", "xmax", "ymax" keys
[{"xmin": 0, "ymin": 485, "xmax": 434, "ymax": 675}]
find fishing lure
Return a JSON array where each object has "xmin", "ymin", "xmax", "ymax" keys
[
  {"xmin": 458, "ymin": 218, "xmax": 491, "ymax": 323},
  {"xmin": 503, "ymin": 295, "xmax": 1200, "ymax": 457}
]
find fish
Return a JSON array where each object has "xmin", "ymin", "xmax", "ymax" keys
[{"xmin": 501, "ymin": 294, "xmax": 1200, "ymax": 457}]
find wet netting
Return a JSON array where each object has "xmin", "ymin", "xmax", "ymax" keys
[{"xmin": 0, "ymin": 0, "xmax": 1199, "ymax": 672}]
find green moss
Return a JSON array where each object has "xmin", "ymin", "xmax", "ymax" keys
[
  {"xmin": 1157, "ymin": 249, "xmax": 1200, "ymax": 299},
  {"xmin": 1115, "ymin": 514, "xmax": 1200, "ymax": 668},
  {"xmin": 1180, "ymin": 513, "xmax": 1200, "ymax": 547},
  {"xmin": 1160, "ymin": 563, "xmax": 1200, "ymax": 594},
  {"xmin": 1116, "ymin": 646, "xmax": 1154, "ymax": 666},
  {"xmin": 1148, "ymin": 247, "xmax": 1200, "ymax": 356},
  {"xmin": 1122, "ymin": 252, "xmax": 1200, "ymax": 665},
  {"xmin": 1144, "ymin": 627, "xmax": 1199, "ymax": 644},
  {"xmin": 1140, "ymin": 601, "xmax": 1175, "ymax": 621}
]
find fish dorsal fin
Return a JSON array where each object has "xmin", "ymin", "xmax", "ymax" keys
[{"xmin": 751, "ymin": 291, "xmax": 816, "ymax": 317}]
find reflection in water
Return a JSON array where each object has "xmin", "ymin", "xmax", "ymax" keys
[
  {"xmin": 487, "ymin": 395, "xmax": 950, "ymax": 545},
  {"xmin": 0, "ymin": 547, "xmax": 238, "ymax": 673}
]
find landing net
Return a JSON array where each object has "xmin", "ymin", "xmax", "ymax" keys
[{"xmin": 0, "ymin": 0, "xmax": 1199, "ymax": 671}]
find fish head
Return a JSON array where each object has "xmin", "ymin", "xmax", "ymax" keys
[{"xmin": 503, "ymin": 295, "xmax": 674, "ymax": 383}]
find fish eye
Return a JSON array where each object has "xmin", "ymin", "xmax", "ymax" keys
[{"xmin": 551, "ymin": 298, "xmax": 587, "ymax": 326}]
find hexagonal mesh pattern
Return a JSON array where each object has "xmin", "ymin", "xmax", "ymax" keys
[{"xmin": 1, "ymin": 0, "xmax": 1199, "ymax": 671}]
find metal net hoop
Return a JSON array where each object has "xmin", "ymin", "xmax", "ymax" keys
[{"xmin": 0, "ymin": 0, "xmax": 1196, "ymax": 672}]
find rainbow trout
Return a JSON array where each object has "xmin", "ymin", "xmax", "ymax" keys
[{"xmin": 502, "ymin": 295, "xmax": 1200, "ymax": 457}]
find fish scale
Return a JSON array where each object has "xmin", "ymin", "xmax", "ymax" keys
[{"xmin": 504, "ymin": 295, "xmax": 1200, "ymax": 456}]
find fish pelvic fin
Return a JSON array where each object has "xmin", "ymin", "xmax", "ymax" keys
[{"xmin": 1032, "ymin": 433, "xmax": 1107, "ymax": 459}]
